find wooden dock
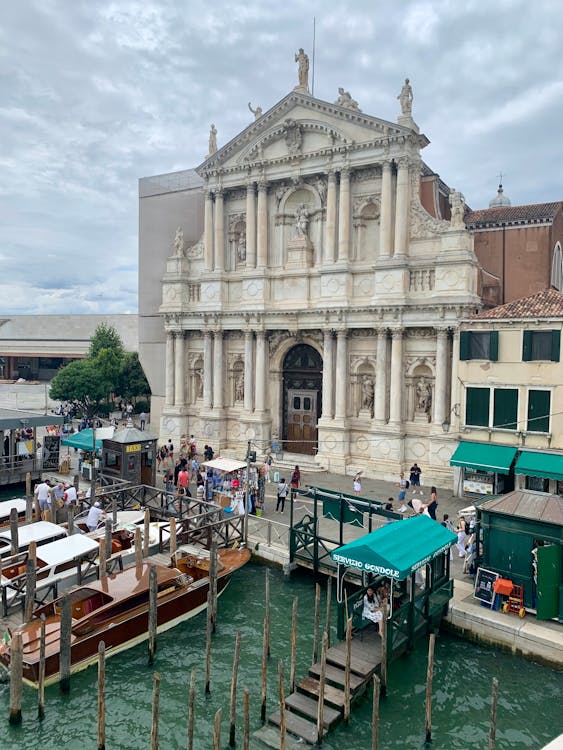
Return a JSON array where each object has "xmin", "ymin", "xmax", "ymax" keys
[{"xmin": 253, "ymin": 628, "xmax": 381, "ymax": 747}]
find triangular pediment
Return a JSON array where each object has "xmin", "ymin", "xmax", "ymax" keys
[{"xmin": 197, "ymin": 91, "xmax": 426, "ymax": 177}]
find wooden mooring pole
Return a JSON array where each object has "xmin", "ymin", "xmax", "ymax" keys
[
  {"xmin": 425, "ymin": 633, "xmax": 436, "ymax": 743},
  {"xmin": 10, "ymin": 508, "xmax": 19, "ymax": 556},
  {"xmin": 344, "ymin": 616, "xmax": 352, "ymax": 723},
  {"xmin": 488, "ymin": 677, "xmax": 499, "ymax": 750},
  {"xmin": 98, "ymin": 538, "xmax": 107, "ymax": 583},
  {"xmin": 265, "ymin": 568, "xmax": 271, "ymax": 658},
  {"xmin": 312, "ymin": 582, "xmax": 321, "ymax": 664},
  {"xmin": 143, "ymin": 508, "xmax": 151, "ymax": 558},
  {"xmin": 97, "ymin": 641, "xmax": 106, "ymax": 750},
  {"xmin": 371, "ymin": 674, "xmax": 380, "ymax": 750},
  {"xmin": 169, "ymin": 516, "xmax": 177, "ymax": 561},
  {"xmin": 317, "ymin": 631, "xmax": 328, "ymax": 743},
  {"xmin": 187, "ymin": 668, "xmax": 196, "ymax": 750},
  {"xmin": 67, "ymin": 505, "xmax": 75, "ymax": 535},
  {"xmin": 25, "ymin": 471, "xmax": 32, "ymax": 499},
  {"xmin": 278, "ymin": 660, "xmax": 286, "ymax": 750},
  {"xmin": 9, "ymin": 631, "xmax": 23, "ymax": 725},
  {"xmin": 24, "ymin": 557, "xmax": 36, "ymax": 623},
  {"xmin": 380, "ymin": 603, "xmax": 388, "ymax": 697},
  {"xmin": 104, "ymin": 519, "xmax": 112, "ymax": 561},
  {"xmin": 213, "ymin": 707, "xmax": 222, "ymax": 750},
  {"xmin": 148, "ymin": 564, "xmax": 158, "ymax": 665},
  {"xmin": 229, "ymin": 630, "xmax": 241, "ymax": 747},
  {"xmin": 210, "ymin": 544, "xmax": 218, "ymax": 634},
  {"xmin": 289, "ymin": 596, "xmax": 298, "ymax": 693},
  {"xmin": 38, "ymin": 614, "xmax": 46, "ymax": 719},
  {"xmin": 134, "ymin": 527, "xmax": 143, "ymax": 569},
  {"xmin": 25, "ymin": 494, "xmax": 33, "ymax": 523},
  {"xmin": 151, "ymin": 672, "xmax": 160, "ymax": 750},
  {"xmin": 243, "ymin": 687, "xmax": 250, "ymax": 750},
  {"xmin": 112, "ymin": 496, "xmax": 117, "ymax": 526},
  {"xmin": 325, "ymin": 577, "xmax": 332, "ymax": 648},
  {"xmin": 260, "ymin": 616, "xmax": 268, "ymax": 722},
  {"xmin": 205, "ymin": 591, "xmax": 212, "ymax": 694},
  {"xmin": 59, "ymin": 595, "xmax": 72, "ymax": 694}
]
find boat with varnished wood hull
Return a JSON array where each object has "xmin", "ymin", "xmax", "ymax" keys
[{"xmin": 0, "ymin": 546, "xmax": 250, "ymax": 687}]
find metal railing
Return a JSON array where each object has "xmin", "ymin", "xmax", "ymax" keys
[{"xmin": 246, "ymin": 516, "xmax": 290, "ymax": 552}]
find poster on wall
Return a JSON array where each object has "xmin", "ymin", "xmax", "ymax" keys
[
  {"xmin": 42, "ymin": 435, "xmax": 61, "ymax": 470},
  {"xmin": 463, "ymin": 479, "xmax": 494, "ymax": 495}
]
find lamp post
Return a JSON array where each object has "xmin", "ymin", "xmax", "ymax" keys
[{"xmin": 441, "ymin": 403, "xmax": 461, "ymax": 434}]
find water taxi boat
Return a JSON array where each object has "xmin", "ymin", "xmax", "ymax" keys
[
  {"xmin": 0, "ymin": 498, "xmax": 28, "ymax": 528},
  {"xmin": 0, "ymin": 521, "xmax": 67, "ymax": 558},
  {"xmin": 0, "ymin": 545, "xmax": 250, "ymax": 687}
]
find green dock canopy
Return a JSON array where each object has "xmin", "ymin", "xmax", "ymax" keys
[
  {"xmin": 330, "ymin": 514, "xmax": 457, "ymax": 580},
  {"xmin": 61, "ymin": 429, "xmax": 102, "ymax": 452},
  {"xmin": 515, "ymin": 450, "xmax": 563, "ymax": 481},
  {"xmin": 450, "ymin": 441, "xmax": 517, "ymax": 474}
]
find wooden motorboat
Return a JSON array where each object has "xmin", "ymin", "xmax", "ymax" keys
[
  {"xmin": 0, "ymin": 521, "xmax": 67, "ymax": 558},
  {"xmin": 0, "ymin": 498, "xmax": 29, "ymax": 529},
  {"xmin": 0, "ymin": 545, "xmax": 250, "ymax": 687}
]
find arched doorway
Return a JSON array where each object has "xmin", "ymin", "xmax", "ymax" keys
[{"xmin": 282, "ymin": 344, "xmax": 322, "ymax": 455}]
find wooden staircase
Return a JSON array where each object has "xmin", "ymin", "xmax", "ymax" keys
[{"xmin": 252, "ymin": 629, "xmax": 382, "ymax": 748}]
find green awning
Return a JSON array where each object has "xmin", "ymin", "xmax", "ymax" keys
[
  {"xmin": 450, "ymin": 441, "xmax": 517, "ymax": 474},
  {"xmin": 330, "ymin": 515, "xmax": 457, "ymax": 580},
  {"xmin": 61, "ymin": 429, "xmax": 102, "ymax": 452},
  {"xmin": 514, "ymin": 451, "xmax": 563, "ymax": 481}
]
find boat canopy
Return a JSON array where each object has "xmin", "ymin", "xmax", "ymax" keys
[
  {"xmin": 330, "ymin": 515, "xmax": 457, "ymax": 580},
  {"xmin": 0, "ymin": 521, "xmax": 67, "ymax": 547},
  {"xmin": 0, "ymin": 498, "xmax": 27, "ymax": 521},
  {"xmin": 35, "ymin": 534, "xmax": 99, "ymax": 567}
]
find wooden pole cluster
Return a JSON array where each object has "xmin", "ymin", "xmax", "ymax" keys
[
  {"xmin": 38, "ymin": 614, "xmax": 46, "ymax": 719},
  {"xmin": 229, "ymin": 631, "xmax": 241, "ymax": 747},
  {"xmin": 143, "ymin": 508, "xmax": 151, "ymax": 558},
  {"xmin": 148, "ymin": 564, "xmax": 158, "ymax": 665},
  {"xmin": 9, "ymin": 632, "xmax": 23, "ymax": 725},
  {"xmin": 488, "ymin": 677, "xmax": 499, "ymax": 750},
  {"xmin": 59, "ymin": 595, "xmax": 72, "ymax": 694},
  {"xmin": 289, "ymin": 596, "xmax": 298, "ymax": 693},
  {"xmin": 425, "ymin": 633, "xmax": 436, "ymax": 743},
  {"xmin": 371, "ymin": 674, "xmax": 380, "ymax": 750},
  {"xmin": 97, "ymin": 642, "xmax": 106, "ymax": 750},
  {"xmin": 312, "ymin": 582, "xmax": 321, "ymax": 664}
]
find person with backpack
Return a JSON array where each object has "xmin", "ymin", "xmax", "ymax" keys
[{"xmin": 395, "ymin": 472, "xmax": 409, "ymax": 503}]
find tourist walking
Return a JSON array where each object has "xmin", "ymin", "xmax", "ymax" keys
[
  {"xmin": 276, "ymin": 477, "xmax": 289, "ymax": 512},
  {"xmin": 456, "ymin": 516, "xmax": 468, "ymax": 557},
  {"xmin": 265, "ymin": 452, "xmax": 273, "ymax": 482},
  {"xmin": 353, "ymin": 470, "xmax": 362, "ymax": 496},
  {"xmin": 426, "ymin": 486, "xmax": 438, "ymax": 520},
  {"xmin": 409, "ymin": 462, "xmax": 422, "ymax": 491},
  {"xmin": 290, "ymin": 465, "xmax": 301, "ymax": 495}
]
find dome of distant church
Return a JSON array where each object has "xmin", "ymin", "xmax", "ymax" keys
[{"xmin": 489, "ymin": 183, "xmax": 511, "ymax": 207}]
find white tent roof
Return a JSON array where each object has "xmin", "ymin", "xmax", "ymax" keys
[{"xmin": 201, "ymin": 457, "xmax": 247, "ymax": 474}]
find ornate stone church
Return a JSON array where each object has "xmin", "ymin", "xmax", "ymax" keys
[{"xmin": 138, "ymin": 53, "xmax": 480, "ymax": 483}]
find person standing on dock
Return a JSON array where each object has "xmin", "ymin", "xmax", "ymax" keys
[
  {"xmin": 276, "ymin": 477, "xmax": 289, "ymax": 512},
  {"xmin": 362, "ymin": 587, "xmax": 383, "ymax": 629},
  {"xmin": 34, "ymin": 479, "xmax": 53, "ymax": 520}
]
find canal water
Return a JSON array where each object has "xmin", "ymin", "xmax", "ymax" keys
[{"xmin": 0, "ymin": 562, "xmax": 561, "ymax": 750}]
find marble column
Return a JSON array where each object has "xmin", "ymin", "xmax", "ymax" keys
[
  {"xmin": 255, "ymin": 331, "xmax": 268, "ymax": 412},
  {"xmin": 174, "ymin": 331, "xmax": 185, "ymax": 407},
  {"xmin": 165, "ymin": 331, "xmax": 175, "ymax": 407},
  {"xmin": 246, "ymin": 182, "xmax": 257, "ymax": 268},
  {"xmin": 244, "ymin": 331, "xmax": 255, "ymax": 412},
  {"xmin": 433, "ymin": 329, "xmax": 449, "ymax": 426},
  {"xmin": 379, "ymin": 160, "xmax": 392, "ymax": 258},
  {"xmin": 334, "ymin": 329, "xmax": 348, "ymax": 420},
  {"xmin": 389, "ymin": 330, "xmax": 404, "ymax": 423},
  {"xmin": 325, "ymin": 171, "xmax": 337, "ymax": 263},
  {"xmin": 213, "ymin": 189, "xmax": 224, "ymax": 271},
  {"xmin": 213, "ymin": 330, "xmax": 224, "ymax": 409},
  {"xmin": 337, "ymin": 169, "xmax": 351, "ymax": 262},
  {"xmin": 394, "ymin": 158, "xmax": 410, "ymax": 257},
  {"xmin": 374, "ymin": 329, "xmax": 388, "ymax": 423},
  {"xmin": 257, "ymin": 182, "xmax": 268, "ymax": 268},
  {"xmin": 203, "ymin": 331, "xmax": 213, "ymax": 409},
  {"xmin": 321, "ymin": 329, "xmax": 334, "ymax": 419},
  {"xmin": 204, "ymin": 190, "xmax": 214, "ymax": 271}
]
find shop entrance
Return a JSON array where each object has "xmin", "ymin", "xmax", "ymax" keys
[{"xmin": 282, "ymin": 344, "xmax": 322, "ymax": 455}]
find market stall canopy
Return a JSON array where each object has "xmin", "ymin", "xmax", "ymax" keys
[
  {"xmin": 0, "ymin": 407, "xmax": 63, "ymax": 431},
  {"xmin": 330, "ymin": 514, "xmax": 457, "ymax": 580},
  {"xmin": 201, "ymin": 457, "xmax": 248, "ymax": 473},
  {"xmin": 450, "ymin": 441, "xmax": 517, "ymax": 474},
  {"xmin": 514, "ymin": 450, "xmax": 563, "ymax": 482},
  {"xmin": 61, "ymin": 427, "xmax": 115, "ymax": 452}
]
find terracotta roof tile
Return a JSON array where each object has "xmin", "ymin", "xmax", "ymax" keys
[
  {"xmin": 472, "ymin": 288, "xmax": 563, "ymax": 319},
  {"xmin": 465, "ymin": 202, "xmax": 561, "ymax": 226}
]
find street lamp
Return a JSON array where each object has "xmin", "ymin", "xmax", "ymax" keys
[{"xmin": 441, "ymin": 403, "xmax": 460, "ymax": 433}]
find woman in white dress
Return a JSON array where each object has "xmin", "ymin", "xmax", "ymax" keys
[
  {"xmin": 456, "ymin": 516, "xmax": 468, "ymax": 558},
  {"xmin": 362, "ymin": 587, "xmax": 383, "ymax": 628}
]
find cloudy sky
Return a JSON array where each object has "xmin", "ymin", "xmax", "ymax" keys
[{"xmin": 2, "ymin": 0, "xmax": 562, "ymax": 315}]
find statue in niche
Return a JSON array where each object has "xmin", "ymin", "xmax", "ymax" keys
[
  {"xmin": 194, "ymin": 368, "xmax": 203, "ymax": 400},
  {"xmin": 294, "ymin": 48, "xmax": 309, "ymax": 89},
  {"xmin": 449, "ymin": 190, "xmax": 466, "ymax": 230},
  {"xmin": 248, "ymin": 102, "xmax": 263, "ymax": 120},
  {"xmin": 335, "ymin": 87, "xmax": 361, "ymax": 111},
  {"xmin": 208, "ymin": 124, "xmax": 217, "ymax": 156},
  {"xmin": 294, "ymin": 204, "xmax": 310, "ymax": 239},
  {"xmin": 237, "ymin": 232, "xmax": 247, "ymax": 261},
  {"xmin": 283, "ymin": 118, "xmax": 303, "ymax": 155},
  {"xmin": 360, "ymin": 375, "xmax": 375, "ymax": 413},
  {"xmin": 315, "ymin": 176, "xmax": 327, "ymax": 204},
  {"xmin": 415, "ymin": 376, "xmax": 432, "ymax": 416},
  {"xmin": 174, "ymin": 226, "xmax": 184, "ymax": 256},
  {"xmin": 234, "ymin": 372, "xmax": 244, "ymax": 402},
  {"xmin": 398, "ymin": 78, "xmax": 413, "ymax": 116}
]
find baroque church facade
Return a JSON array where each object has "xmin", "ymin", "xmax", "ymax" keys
[{"xmin": 139, "ymin": 55, "xmax": 481, "ymax": 483}]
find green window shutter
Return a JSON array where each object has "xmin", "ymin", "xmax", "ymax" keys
[
  {"xmin": 527, "ymin": 390, "xmax": 550, "ymax": 433},
  {"xmin": 551, "ymin": 329, "xmax": 560, "ymax": 361},
  {"xmin": 493, "ymin": 388, "xmax": 518, "ymax": 430},
  {"xmin": 466, "ymin": 387, "xmax": 490, "ymax": 426},
  {"xmin": 522, "ymin": 330, "xmax": 532, "ymax": 361},
  {"xmin": 459, "ymin": 331, "xmax": 469, "ymax": 360},
  {"xmin": 489, "ymin": 330, "xmax": 499, "ymax": 361}
]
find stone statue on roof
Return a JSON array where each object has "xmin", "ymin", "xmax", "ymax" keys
[
  {"xmin": 294, "ymin": 48, "xmax": 309, "ymax": 91},
  {"xmin": 208, "ymin": 124, "xmax": 217, "ymax": 156},
  {"xmin": 174, "ymin": 226, "xmax": 184, "ymax": 257},
  {"xmin": 449, "ymin": 190, "xmax": 466, "ymax": 230},
  {"xmin": 398, "ymin": 78, "xmax": 413, "ymax": 116},
  {"xmin": 335, "ymin": 87, "xmax": 361, "ymax": 111},
  {"xmin": 248, "ymin": 102, "xmax": 263, "ymax": 120}
]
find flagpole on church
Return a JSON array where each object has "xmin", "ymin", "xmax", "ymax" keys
[{"xmin": 311, "ymin": 17, "xmax": 316, "ymax": 96}]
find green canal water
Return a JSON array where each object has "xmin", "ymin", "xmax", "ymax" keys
[{"xmin": 0, "ymin": 563, "xmax": 561, "ymax": 750}]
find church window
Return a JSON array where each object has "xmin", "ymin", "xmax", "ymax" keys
[
  {"xmin": 459, "ymin": 331, "xmax": 498, "ymax": 361},
  {"xmin": 551, "ymin": 241, "xmax": 563, "ymax": 291}
]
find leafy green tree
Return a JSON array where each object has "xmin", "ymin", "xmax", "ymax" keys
[
  {"xmin": 118, "ymin": 352, "xmax": 151, "ymax": 402},
  {"xmin": 49, "ymin": 358, "xmax": 108, "ymax": 418},
  {"xmin": 89, "ymin": 323, "xmax": 125, "ymax": 360}
]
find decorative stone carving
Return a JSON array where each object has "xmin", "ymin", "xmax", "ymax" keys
[
  {"xmin": 410, "ymin": 200, "xmax": 450, "ymax": 239},
  {"xmin": 294, "ymin": 48, "xmax": 309, "ymax": 91},
  {"xmin": 334, "ymin": 88, "xmax": 361, "ymax": 111},
  {"xmin": 398, "ymin": 78, "xmax": 413, "ymax": 116},
  {"xmin": 208, "ymin": 124, "xmax": 217, "ymax": 157},
  {"xmin": 353, "ymin": 167, "xmax": 380, "ymax": 183},
  {"xmin": 185, "ymin": 236, "xmax": 204, "ymax": 259},
  {"xmin": 283, "ymin": 118, "xmax": 303, "ymax": 155},
  {"xmin": 248, "ymin": 102, "xmax": 263, "ymax": 120},
  {"xmin": 174, "ymin": 227, "xmax": 184, "ymax": 256},
  {"xmin": 294, "ymin": 204, "xmax": 310, "ymax": 238},
  {"xmin": 234, "ymin": 371, "xmax": 244, "ymax": 402},
  {"xmin": 353, "ymin": 194, "xmax": 380, "ymax": 217},
  {"xmin": 449, "ymin": 190, "xmax": 466, "ymax": 229},
  {"xmin": 409, "ymin": 268, "xmax": 435, "ymax": 292},
  {"xmin": 227, "ymin": 187, "xmax": 247, "ymax": 202},
  {"xmin": 360, "ymin": 375, "xmax": 375, "ymax": 413},
  {"xmin": 228, "ymin": 212, "xmax": 246, "ymax": 232}
]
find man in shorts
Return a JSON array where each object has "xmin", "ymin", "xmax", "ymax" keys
[{"xmin": 34, "ymin": 479, "xmax": 52, "ymax": 520}]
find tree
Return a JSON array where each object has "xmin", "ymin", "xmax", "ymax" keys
[
  {"xmin": 49, "ymin": 358, "xmax": 108, "ymax": 418},
  {"xmin": 118, "ymin": 352, "xmax": 151, "ymax": 402},
  {"xmin": 89, "ymin": 323, "xmax": 125, "ymax": 360}
]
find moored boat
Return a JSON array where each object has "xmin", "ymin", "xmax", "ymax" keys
[{"xmin": 0, "ymin": 545, "xmax": 250, "ymax": 687}]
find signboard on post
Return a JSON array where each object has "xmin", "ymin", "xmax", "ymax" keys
[
  {"xmin": 42, "ymin": 435, "xmax": 61, "ymax": 470},
  {"xmin": 474, "ymin": 567, "xmax": 499, "ymax": 608}
]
